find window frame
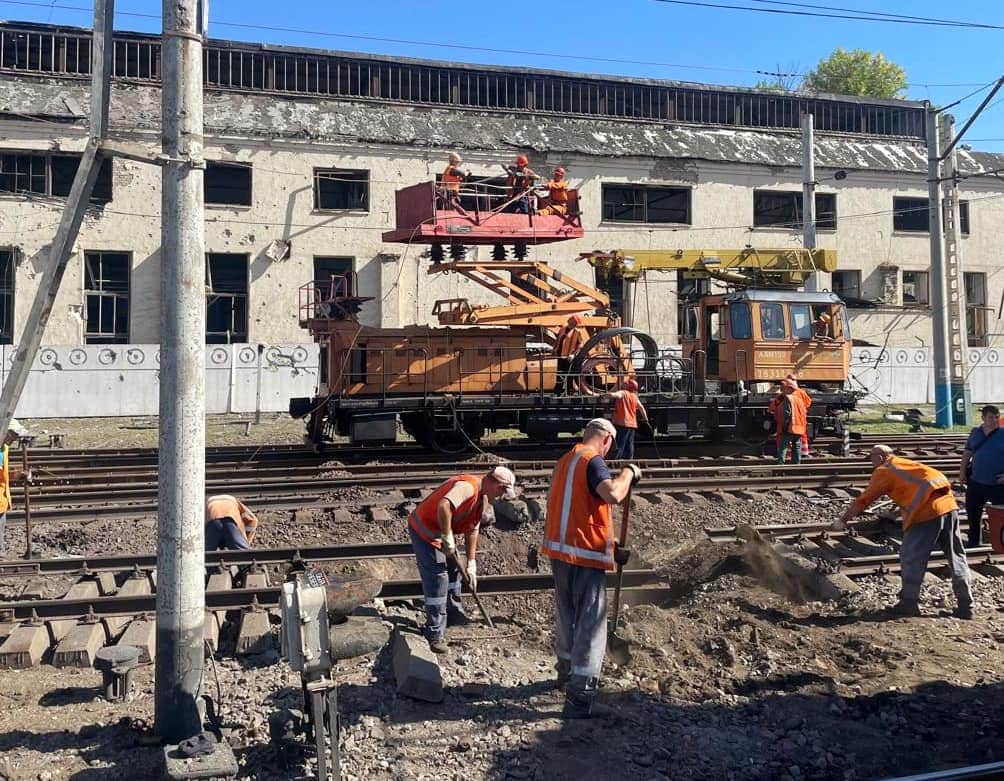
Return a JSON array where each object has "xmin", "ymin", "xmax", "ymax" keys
[
  {"xmin": 204, "ymin": 161, "xmax": 253, "ymax": 207},
  {"xmin": 790, "ymin": 303, "xmax": 813, "ymax": 340},
  {"xmin": 600, "ymin": 184, "xmax": 691, "ymax": 225},
  {"xmin": 729, "ymin": 302, "xmax": 752, "ymax": 340},
  {"xmin": 759, "ymin": 302, "xmax": 786, "ymax": 340},
  {"xmin": 0, "ymin": 248, "xmax": 15, "ymax": 345},
  {"xmin": 0, "ymin": 149, "xmax": 112, "ymax": 203},
  {"xmin": 205, "ymin": 252, "xmax": 250, "ymax": 344},
  {"xmin": 83, "ymin": 250, "xmax": 131, "ymax": 344},
  {"xmin": 831, "ymin": 270, "xmax": 861, "ymax": 300},
  {"xmin": 313, "ymin": 168, "xmax": 369, "ymax": 212},
  {"xmin": 965, "ymin": 271, "xmax": 988, "ymax": 347},
  {"xmin": 752, "ymin": 190, "xmax": 837, "ymax": 230},
  {"xmin": 901, "ymin": 270, "xmax": 930, "ymax": 307},
  {"xmin": 893, "ymin": 196, "xmax": 929, "ymax": 233}
]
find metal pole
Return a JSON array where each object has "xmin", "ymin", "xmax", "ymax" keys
[
  {"xmin": 155, "ymin": 0, "xmax": 206, "ymax": 743},
  {"xmin": 927, "ymin": 107, "xmax": 953, "ymax": 428},
  {"xmin": 21, "ymin": 445, "xmax": 31, "ymax": 560},
  {"xmin": 0, "ymin": 0, "xmax": 114, "ymax": 435},
  {"xmin": 801, "ymin": 112, "xmax": 817, "ymax": 292}
]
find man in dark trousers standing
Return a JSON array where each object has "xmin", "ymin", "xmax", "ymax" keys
[{"xmin": 958, "ymin": 405, "xmax": 1004, "ymax": 547}]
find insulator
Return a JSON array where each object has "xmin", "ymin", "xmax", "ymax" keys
[
  {"xmin": 513, "ymin": 242, "xmax": 528, "ymax": 260},
  {"xmin": 449, "ymin": 243, "xmax": 467, "ymax": 261},
  {"xmin": 492, "ymin": 243, "xmax": 508, "ymax": 260},
  {"xmin": 430, "ymin": 243, "xmax": 445, "ymax": 263}
]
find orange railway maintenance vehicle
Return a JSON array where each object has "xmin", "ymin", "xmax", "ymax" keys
[{"xmin": 290, "ymin": 177, "xmax": 859, "ymax": 452}]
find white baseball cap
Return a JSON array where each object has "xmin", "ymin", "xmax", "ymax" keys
[
  {"xmin": 489, "ymin": 465, "xmax": 517, "ymax": 499},
  {"xmin": 585, "ymin": 417, "xmax": 617, "ymax": 437},
  {"xmin": 7, "ymin": 418, "xmax": 28, "ymax": 437}
]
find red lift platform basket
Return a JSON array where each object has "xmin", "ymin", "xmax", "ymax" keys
[{"xmin": 380, "ymin": 181, "xmax": 584, "ymax": 245}]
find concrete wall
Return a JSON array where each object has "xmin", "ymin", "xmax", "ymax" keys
[
  {"xmin": 851, "ymin": 346, "xmax": 1004, "ymax": 406},
  {"xmin": 0, "ymin": 343, "xmax": 318, "ymax": 418}
]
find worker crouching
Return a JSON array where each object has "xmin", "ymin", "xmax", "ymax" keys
[
  {"xmin": 835, "ymin": 445, "xmax": 973, "ymax": 619},
  {"xmin": 205, "ymin": 494, "xmax": 259, "ymax": 551},
  {"xmin": 408, "ymin": 465, "xmax": 516, "ymax": 654},
  {"xmin": 543, "ymin": 418, "xmax": 641, "ymax": 718}
]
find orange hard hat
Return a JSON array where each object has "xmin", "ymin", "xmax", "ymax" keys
[
  {"xmin": 516, "ymin": 154, "xmax": 529, "ymax": 166},
  {"xmin": 818, "ymin": 312, "xmax": 832, "ymax": 323},
  {"xmin": 570, "ymin": 314, "xmax": 584, "ymax": 326},
  {"xmin": 623, "ymin": 377, "xmax": 639, "ymax": 392}
]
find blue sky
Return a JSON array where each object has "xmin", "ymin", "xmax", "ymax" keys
[{"xmin": 3, "ymin": 0, "xmax": 1003, "ymax": 151}]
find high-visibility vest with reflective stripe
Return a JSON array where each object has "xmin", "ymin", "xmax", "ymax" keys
[
  {"xmin": 542, "ymin": 444, "xmax": 614, "ymax": 571},
  {"xmin": 0, "ymin": 444, "xmax": 11, "ymax": 515},
  {"xmin": 442, "ymin": 164, "xmax": 464, "ymax": 192},
  {"xmin": 855, "ymin": 456, "xmax": 958, "ymax": 530},
  {"xmin": 409, "ymin": 475, "xmax": 483, "ymax": 546}
]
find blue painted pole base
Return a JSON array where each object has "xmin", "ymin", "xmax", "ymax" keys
[{"xmin": 934, "ymin": 383, "xmax": 954, "ymax": 429}]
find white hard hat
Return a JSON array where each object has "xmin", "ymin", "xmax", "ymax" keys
[{"xmin": 488, "ymin": 465, "xmax": 517, "ymax": 500}]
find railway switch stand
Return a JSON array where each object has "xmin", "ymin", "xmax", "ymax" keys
[{"xmin": 94, "ymin": 644, "xmax": 140, "ymax": 701}]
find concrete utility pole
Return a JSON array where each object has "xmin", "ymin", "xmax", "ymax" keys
[
  {"xmin": 926, "ymin": 108, "xmax": 953, "ymax": 428},
  {"xmin": 155, "ymin": 0, "xmax": 207, "ymax": 743},
  {"xmin": 940, "ymin": 115, "xmax": 972, "ymax": 427},
  {"xmin": 0, "ymin": 0, "xmax": 114, "ymax": 433},
  {"xmin": 801, "ymin": 112, "xmax": 818, "ymax": 292}
]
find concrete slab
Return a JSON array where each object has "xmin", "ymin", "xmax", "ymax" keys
[
  {"xmin": 118, "ymin": 618, "xmax": 156, "ymax": 663},
  {"xmin": 52, "ymin": 621, "xmax": 108, "ymax": 668},
  {"xmin": 163, "ymin": 738, "xmax": 239, "ymax": 779},
  {"xmin": 104, "ymin": 575, "xmax": 153, "ymax": 638},
  {"xmin": 49, "ymin": 579, "xmax": 101, "ymax": 641},
  {"xmin": 0, "ymin": 624, "xmax": 51, "ymax": 669},
  {"xmin": 392, "ymin": 627, "xmax": 443, "ymax": 703},
  {"xmin": 235, "ymin": 610, "xmax": 273, "ymax": 656},
  {"xmin": 0, "ymin": 622, "xmax": 14, "ymax": 645}
]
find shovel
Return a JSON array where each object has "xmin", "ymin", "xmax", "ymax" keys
[
  {"xmin": 445, "ymin": 548, "xmax": 495, "ymax": 629},
  {"xmin": 607, "ymin": 494, "xmax": 632, "ymax": 665}
]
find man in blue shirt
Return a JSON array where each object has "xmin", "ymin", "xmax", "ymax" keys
[{"xmin": 958, "ymin": 405, "xmax": 1004, "ymax": 547}]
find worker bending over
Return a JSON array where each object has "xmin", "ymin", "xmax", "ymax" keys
[
  {"xmin": 768, "ymin": 378, "xmax": 808, "ymax": 464},
  {"xmin": 835, "ymin": 445, "xmax": 973, "ymax": 619},
  {"xmin": 408, "ymin": 465, "xmax": 516, "ymax": 653},
  {"xmin": 537, "ymin": 167, "xmax": 569, "ymax": 216},
  {"xmin": 604, "ymin": 376, "xmax": 649, "ymax": 459},
  {"xmin": 543, "ymin": 418, "xmax": 641, "ymax": 718},
  {"xmin": 205, "ymin": 494, "xmax": 259, "ymax": 551}
]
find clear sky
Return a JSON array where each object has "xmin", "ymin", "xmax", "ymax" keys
[{"xmin": 3, "ymin": 0, "xmax": 1003, "ymax": 151}]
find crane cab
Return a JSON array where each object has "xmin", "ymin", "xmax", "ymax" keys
[{"xmin": 680, "ymin": 290, "xmax": 851, "ymax": 393}]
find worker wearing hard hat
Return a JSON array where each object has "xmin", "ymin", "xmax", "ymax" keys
[
  {"xmin": 835, "ymin": 445, "xmax": 973, "ymax": 619},
  {"xmin": 408, "ymin": 465, "xmax": 516, "ymax": 654},
  {"xmin": 0, "ymin": 419, "xmax": 30, "ymax": 558},
  {"xmin": 440, "ymin": 151, "xmax": 471, "ymax": 210},
  {"xmin": 537, "ymin": 166, "xmax": 570, "ymax": 216},
  {"xmin": 504, "ymin": 154, "xmax": 538, "ymax": 213},
  {"xmin": 603, "ymin": 376, "xmax": 650, "ymax": 459},
  {"xmin": 768, "ymin": 379, "xmax": 808, "ymax": 464},
  {"xmin": 784, "ymin": 373, "xmax": 813, "ymax": 458},
  {"xmin": 554, "ymin": 314, "xmax": 589, "ymax": 394},
  {"xmin": 813, "ymin": 312, "xmax": 833, "ymax": 340},
  {"xmin": 205, "ymin": 494, "xmax": 259, "ymax": 551}
]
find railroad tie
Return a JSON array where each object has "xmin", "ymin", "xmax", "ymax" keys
[
  {"xmin": 52, "ymin": 619, "xmax": 108, "ymax": 669},
  {"xmin": 112, "ymin": 575, "xmax": 156, "ymax": 660},
  {"xmin": 204, "ymin": 567, "xmax": 232, "ymax": 655},
  {"xmin": 48, "ymin": 578, "xmax": 102, "ymax": 642},
  {"xmin": 0, "ymin": 619, "xmax": 51, "ymax": 669}
]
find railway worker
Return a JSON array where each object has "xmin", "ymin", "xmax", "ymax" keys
[
  {"xmin": 555, "ymin": 314, "xmax": 589, "ymax": 394},
  {"xmin": 543, "ymin": 418, "xmax": 641, "ymax": 718},
  {"xmin": 537, "ymin": 167, "xmax": 570, "ymax": 217},
  {"xmin": 408, "ymin": 465, "xmax": 517, "ymax": 654},
  {"xmin": 813, "ymin": 312, "xmax": 833, "ymax": 340},
  {"xmin": 834, "ymin": 445, "xmax": 973, "ymax": 619},
  {"xmin": 205, "ymin": 494, "xmax": 259, "ymax": 551},
  {"xmin": 439, "ymin": 151, "xmax": 471, "ymax": 210},
  {"xmin": 769, "ymin": 379, "xmax": 808, "ymax": 464},
  {"xmin": 958, "ymin": 404, "xmax": 1004, "ymax": 548},
  {"xmin": 784, "ymin": 373, "xmax": 813, "ymax": 457},
  {"xmin": 503, "ymin": 154, "xmax": 538, "ymax": 213},
  {"xmin": 604, "ymin": 376, "xmax": 650, "ymax": 459},
  {"xmin": 0, "ymin": 419, "xmax": 30, "ymax": 558}
]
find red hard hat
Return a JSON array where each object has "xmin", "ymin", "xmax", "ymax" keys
[
  {"xmin": 570, "ymin": 314, "xmax": 584, "ymax": 326},
  {"xmin": 516, "ymin": 154, "xmax": 529, "ymax": 166},
  {"xmin": 624, "ymin": 377, "xmax": 639, "ymax": 392}
]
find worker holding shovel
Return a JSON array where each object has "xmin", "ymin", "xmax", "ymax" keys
[{"xmin": 542, "ymin": 418, "xmax": 641, "ymax": 719}]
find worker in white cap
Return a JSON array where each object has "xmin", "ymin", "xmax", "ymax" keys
[
  {"xmin": 407, "ymin": 464, "xmax": 516, "ymax": 653},
  {"xmin": 0, "ymin": 419, "xmax": 30, "ymax": 558},
  {"xmin": 542, "ymin": 417, "xmax": 640, "ymax": 718}
]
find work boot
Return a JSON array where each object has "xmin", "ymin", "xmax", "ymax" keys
[
  {"xmin": 954, "ymin": 604, "xmax": 974, "ymax": 620},
  {"xmin": 554, "ymin": 660, "xmax": 571, "ymax": 691},
  {"xmin": 888, "ymin": 599, "xmax": 921, "ymax": 617},
  {"xmin": 428, "ymin": 638, "xmax": 449, "ymax": 654},
  {"xmin": 562, "ymin": 676, "xmax": 611, "ymax": 720}
]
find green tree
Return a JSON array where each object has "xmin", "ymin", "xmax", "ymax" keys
[{"xmin": 802, "ymin": 48, "xmax": 907, "ymax": 99}]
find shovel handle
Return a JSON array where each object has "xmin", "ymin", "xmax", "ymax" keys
[{"xmin": 609, "ymin": 491, "xmax": 631, "ymax": 632}]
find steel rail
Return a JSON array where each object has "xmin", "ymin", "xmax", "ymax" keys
[{"xmin": 0, "ymin": 570, "xmax": 664, "ymax": 621}]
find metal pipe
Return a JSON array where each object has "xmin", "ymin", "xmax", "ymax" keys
[
  {"xmin": 20, "ymin": 445, "xmax": 31, "ymax": 560},
  {"xmin": 155, "ymin": 0, "xmax": 206, "ymax": 744}
]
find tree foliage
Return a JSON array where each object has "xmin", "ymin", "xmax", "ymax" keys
[{"xmin": 802, "ymin": 48, "xmax": 907, "ymax": 99}]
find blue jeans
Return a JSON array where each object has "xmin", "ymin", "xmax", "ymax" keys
[
  {"xmin": 778, "ymin": 433, "xmax": 802, "ymax": 464},
  {"xmin": 409, "ymin": 524, "xmax": 465, "ymax": 642},
  {"xmin": 205, "ymin": 518, "xmax": 250, "ymax": 551},
  {"xmin": 0, "ymin": 511, "xmax": 6, "ymax": 557},
  {"xmin": 613, "ymin": 426, "xmax": 636, "ymax": 459}
]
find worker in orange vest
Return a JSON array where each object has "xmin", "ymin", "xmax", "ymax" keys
[
  {"xmin": 409, "ymin": 465, "xmax": 516, "ymax": 653},
  {"xmin": 537, "ymin": 166, "xmax": 569, "ymax": 216},
  {"xmin": 503, "ymin": 154, "xmax": 538, "ymax": 213},
  {"xmin": 439, "ymin": 151, "xmax": 471, "ymax": 210},
  {"xmin": 0, "ymin": 419, "xmax": 30, "ymax": 558},
  {"xmin": 835, "ymin": 445, "xmax": 973, "ymax": 618},
  {"xmin": 768, "ymin": 378, "xmax": 808, "ymax": 464},
  {"xmin": 205, "ymin": 494, "xmax": 259, "ymax": 551},
  {"xmin": 604, "ymin": 376, "xmax": 650, "ymax": 459},
  {"xmin": 784, "ymin": 373, "xmax": 813, "ymax": 457},
  {"xmin": 554, "ymin": 314, "xmax": 589, "ymax": 394},
  {"xmin": 542, "ymin": 418, "xmax": 641, "ymax": 718}
]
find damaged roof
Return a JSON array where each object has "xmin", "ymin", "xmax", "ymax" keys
[{"xmin": 1, "ymin": 75, "xmax": 1002, "ymax": 177}]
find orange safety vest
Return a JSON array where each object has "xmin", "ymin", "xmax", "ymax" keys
[
  {"xmin": 852, "ymin": 456, "xmax": 958, "ymax": 530},
  {"xmin": 0, "ymin": 444, "xmax": 11, "ymax": 515},
  {"xmin": 409, "ymin": 475, "xmax": 484, "ymax": 546},
  {"xmin": 442, "ymin": 163, "xmax": 464, "ymax": 192},
  {"xmin": 206, "ymin": 494, "xmax": 258, "ymax": 543},
  {"xmin": 612, "ymin": 391, "xmax": 641, "ymax": 429},
  {"xmin": 542, "ymin": 444, "xmax": 614, "ymax": 571},
  {"xmin": 558, "ymin": 326, "xmax": 586, "ymax": 358},
  {"xmin": 546, "ymin": 179, "xmax": 569, "ymax": 204},
  {"xmin": 770, "ymin": 391, "xmax": 808, "ymax": 437}
]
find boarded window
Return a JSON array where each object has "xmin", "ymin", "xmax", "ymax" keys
[
  {"xmin": 206, "ymin": 253, "xmax": 249, "ymax": 343},
  {"xmin": 204, "ymin": 162, "xmax": 252, "ymax": 206},
  {"xmin": 601, "ymin": 185, "xmax": 690, "ymax": 224},
  {"xmin": 0, "ymin": 249, "xmax": 14, "ymax": 344},
  {"xmin": 314, "ymin": 169, "xmax": 369, "ymax": 211},
  {"xmin": 84, "ymin": 251, "xmax": 129, "ymax": 343},
  {"xmin": 902, "ymin": 270, "xmax": 930, "ymax": 306},
  {"xmin": 753, "ymin": 190, "xmax": 836, "ymax": 230}
]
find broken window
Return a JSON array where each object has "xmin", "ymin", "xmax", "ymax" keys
[
  {"xmin": 753, "ymin": 190, "xmax": 836, "ymax": 230},
  {"xmin": 893, "ymin": 197, "xmax": 929, "ymax": 232},
  {"xmin": 902, "ymin": 270, "xmax": 930, "ymax": 307},
  {"xmin": 831, "ymin": 270, "xmax": 861, "ymax": 300},
  {"xmin": 0, "ymin": 151, "xmax": 111, "ymax": 202},
  {"xmin": 965, "ymin": 271, "xmax": 987, "ymax": 347},
  {"xmin": 313, "ymin": 256, "xmax": 355, "ymax": 298},
  {"xmin": 313, "ymin": 169, "xmax": 368, "ymax": 211},
  {"xmin": 206, "ymin": 253, "xmax": 249, "ymax": 343},
  {"xmin": 0, "ymin": 249, "xmax": 14, "ymax": 344},
  {"xmin": 601, "ymin": 185, "xmax": 690, "ymax": 224},
  {"xmin": 205, "ymin": 162, "xmax": 252, "ymax": 207},
  {"xmin": 84, "ymin": 251, "xmax": 130, "ymax": 344}
]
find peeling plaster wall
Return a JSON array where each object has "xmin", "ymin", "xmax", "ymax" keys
[{"xmin": 0, "ymin": 75, "xmax": 1002, "ymax": 351}]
